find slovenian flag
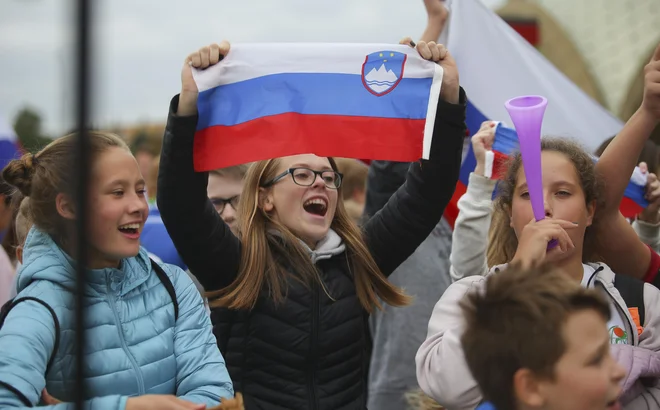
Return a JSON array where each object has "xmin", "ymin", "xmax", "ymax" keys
[
  {"xmin": 192, "ymin": 43, "xmax": 443, "ymax": 171},
  {"xmin": 444, "ymin": 122, "xmax": 648, "ymax": 229},
  {"xmin": 439, "ymin": 0, "xmax": 627, "ymax": 228}
]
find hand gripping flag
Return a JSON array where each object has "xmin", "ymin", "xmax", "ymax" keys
[
  {"xmin": 443, "ymin": 123, "xmax": 649, "ymax": 229},
  {"xmin": 191, "ymin": 43, "xmax": 443, "ymax": 171}
]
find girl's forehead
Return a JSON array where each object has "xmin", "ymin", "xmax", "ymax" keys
[
  {"xmin": 91, "ymin": 148, "xmax": 142, "ymax": 182},
  {"xmin": 279, "ymin": 154, "xmax": 331, "ymax": 169},
  {"xmin": 515, "ymin": 151, "xmax": 581, "ymax": 184}
]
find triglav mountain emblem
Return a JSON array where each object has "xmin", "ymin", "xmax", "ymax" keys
[{"xmin": 361, "ymin": 51, "xmax": 407, "ymax": 96}]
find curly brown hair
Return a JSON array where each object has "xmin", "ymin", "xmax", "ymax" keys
[{"xmin": 486, "ymin": 137, "xmax": 604, "ymax": 267}]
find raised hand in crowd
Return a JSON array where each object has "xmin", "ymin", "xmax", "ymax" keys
[
  {"xmin": 421, "ymin": 0, "xmax": 449, "ymax": 43},
  {"xmin": 472, "ymin": 121, "xmax": 496, "ymax": 176},
  {"xmin": 398, "ymin": 35, "xmax": 458, "ymax": 104},
  {"xmin": 178, "ymin": 41, "xmax": 231, "ymax": 116},
  {"xmin": 415, "ymin": 40, "xmax": 459, "ymax": 103},
  {"xmin": 642, "ymin": 43, "xmax": 660, "ymax": 121},
  {"xmin": 638, "ymin": 171, "xmax": 660, "ymax": 225},
  {"xmin": 591, "ymin": 41, "xmax": 660, "ymax": 281}
]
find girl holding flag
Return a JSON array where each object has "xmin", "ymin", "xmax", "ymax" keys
[
  {"xmin": 157, "ymin": 39, "xmax": 466, "ymax": 409},
  {"xmin": 416, "ymin": 44, "xmax": 660, "ymax": 410}
]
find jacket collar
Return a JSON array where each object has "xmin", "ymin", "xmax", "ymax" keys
[{"xmin": 489, "ymin": 262, "xmax": 639, "ymax": 345}]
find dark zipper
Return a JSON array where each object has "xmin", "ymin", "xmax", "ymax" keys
[{"xmin": 308, "ymin": 280, "xmax": 320, "ymax": 410}]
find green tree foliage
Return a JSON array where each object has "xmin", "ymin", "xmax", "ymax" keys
[{"xmin": 13, "ymin": 108, "xmax": 52, "ymax": 152}]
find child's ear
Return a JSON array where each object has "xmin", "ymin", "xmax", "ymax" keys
[
  {"xmin": 513, "ymin": 368, "xmax": 546, "ymax": 407},
  {"xmin": 258, "ymin": 187, "xmax": 274, "ymax": 212},
  {"xmin": 55, "ymin": 193, "xmax": 76, "ymax": 220},
  {"xmin": 586, "ymin": 200, "xmax": 596, "ymax": 227}
]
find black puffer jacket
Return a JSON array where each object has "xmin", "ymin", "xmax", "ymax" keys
[{"xmin": 157, "ymin": 89, "xmax": 467, "ymax": 410}]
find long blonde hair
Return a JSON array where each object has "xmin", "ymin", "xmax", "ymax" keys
[{"xmin": 207, "ymin": 157, "xmax": 411, "ymax": 311}]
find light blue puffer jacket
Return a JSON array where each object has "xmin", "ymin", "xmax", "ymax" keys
[{"xmin": 0, "ymin": 227, "xmax": 233, "ymax": 409}]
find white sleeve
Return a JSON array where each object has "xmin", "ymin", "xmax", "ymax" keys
[
  {"xmin": 449, "ymin": 173, "xmax": 497, "ymax": 282},
  {"xmin": 416, "ymin": 276, "xmax": 486, "ymax": 409}
]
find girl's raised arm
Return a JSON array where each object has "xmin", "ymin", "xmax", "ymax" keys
[
  {"xmin": 595, "ymin": 44, "xmax": 660, "ymax": 279},
  {"xmin": 364, "ymin": 41, "xmax": 465, "ymax": 276},
  {"xmin": 158, "ymin": 42, "xmax": 241, "ymax": 292}
]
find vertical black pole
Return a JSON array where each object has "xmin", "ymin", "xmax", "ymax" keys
[{"xmin": 74, "ymin": 0, "xmax": 91, "ymax": 407}]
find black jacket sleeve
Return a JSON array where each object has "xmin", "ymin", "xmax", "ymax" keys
[
  {"xmin": 157, "ymin": 95, "xmax": 241, "ymax": 291},
  {"xmin": 362, "ymin": 87, "xmax": 466, "ymax": 277},
  {"xmin": 362, "ymin": 161, "xmax": 411, "ymax": 221}
]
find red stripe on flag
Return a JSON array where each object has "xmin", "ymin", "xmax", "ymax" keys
[
  {"xmin": 620, "ymin": 196, "xmax": 644, "ymax": 219},
  {"xmin": 492, "ymin": 150, "xmax": 510, "ymax": 180},
  {"xmin": 193, "ymin": 113, "xmax": 426, "ymax": 171}
]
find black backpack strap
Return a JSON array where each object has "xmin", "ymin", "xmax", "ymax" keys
[
  {"xmin": 0, "ymin": 296, "xmax": 60, "ymax": 407},
  {"xmin": 0, "ymin": 381, "xmax": 32, "ymax": 406},
  {"xmin": 613, "ymin": 274, "xmax": 646, "ymax": 326},
  {"xmin": 0, "ymin": 296, "xmax": 60, "ymax": 374},
  {"xmin": 150, "ymin": 259, "xmax": 179, "ymax": 321}
]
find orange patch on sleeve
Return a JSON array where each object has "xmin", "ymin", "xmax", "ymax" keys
[{"xmin": 628, "ymin": 307, "xmax": 644, "ymax": 336}]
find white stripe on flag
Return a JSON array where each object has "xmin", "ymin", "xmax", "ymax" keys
[
  {"xmin": 192, "ymin": 43, "xmax": 439, "ymax": 92},
  {"xmin": 422, "ymin": 64, "xmax": 443, "ymax": 160},
  {"xmin": 484, "ymin": 150, "xmax": 494, "ymax": 178}
]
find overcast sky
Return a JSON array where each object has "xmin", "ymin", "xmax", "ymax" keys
[{"xmin": 0, "ymin": 0, "xmax": 503, "ymax": 135}]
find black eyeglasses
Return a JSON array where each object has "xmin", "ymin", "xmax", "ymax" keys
[
  {"xmin": 210, "ymin": 195, "xmax": 240, "ymax": 213},
  {"xmin": 263, "ymin": 167, "xmax": 343, "ymax": 189}
]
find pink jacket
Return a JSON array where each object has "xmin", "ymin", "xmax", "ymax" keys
[{"xmin": 612, "ymin": 344, "xmax": 660, "ymax": 406}]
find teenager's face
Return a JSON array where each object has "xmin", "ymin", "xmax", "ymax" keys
[
  {"xmin": 87, "ymin": 147, "xmax": 149, "ymax": 268},
  {"xmin": 510, "ymin": 151, "xmax": 594, "ymax": 263},
  {"xmin": 261, "ymin": 154, "xmax": 339, "ymax": 248},
  {"xmin": 207, "ymin": 173, "xmax": 243, "ymax": 235},
  {"xmin": 536, "ymin": 309, "xmax": 624, "ymax": 410}
]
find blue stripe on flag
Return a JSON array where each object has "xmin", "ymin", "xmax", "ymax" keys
[
  {"xmin": 492, "ymin": 125, "xmax": 519, "ymax": 154},
  {"xmin": 196, "ymin": 73, "xmax": 434, "ymax": 129},
  {"xmin": 625, "ymin": 182, "xmax": 648, "ymax": 208},
  {"xmin": 460, "ymin": 101, "xmax": 490, "ymax": 185}
]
